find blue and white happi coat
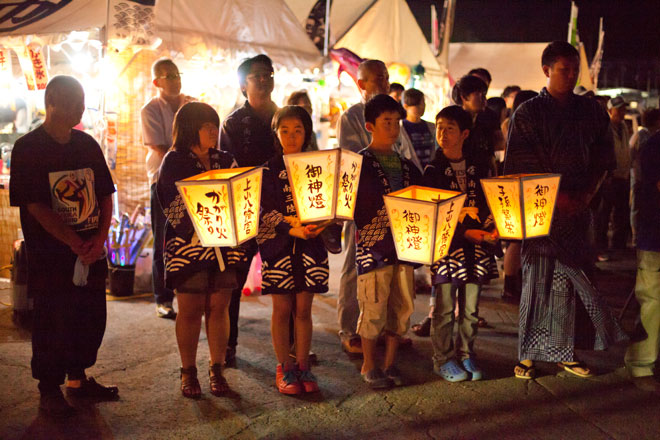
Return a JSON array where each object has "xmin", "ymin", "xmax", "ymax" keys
[{"xmin": 256, "ymin": 155, "xmax": 329, "ymax": 294}]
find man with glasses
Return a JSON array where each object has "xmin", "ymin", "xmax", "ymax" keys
[
  {"xmin": 141, "ymin": 58, "xmax": 193, "ymax": 319},
  {"xmin": 220, "ymin": 54, "xmax": 278, "ymax": 365}
]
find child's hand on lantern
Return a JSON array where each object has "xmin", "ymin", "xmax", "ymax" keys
[
  {"xmin": 283, "ymin": 216, "xmax": 302, "ymax": 227},
  {"xmin": 304, "ymin": 224, "xmax": 326, "ymax": 239},
  {"xmin": 465, "ymin": 229, "xmax": 493, "ymax": 244}
]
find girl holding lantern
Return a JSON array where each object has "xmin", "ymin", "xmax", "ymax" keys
[
  {"xmin": 422, "ymin": 105, "xmax": 499, "ymax": 382},
  {"xmin": 157, "ymin": 102, "xmax": 248, "ymax": 399},
  {"xmin": 256, "ymin": 105, "xmax": 329, "ymax": 395}
]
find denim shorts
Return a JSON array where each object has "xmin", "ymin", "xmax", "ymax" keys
[{"xmin": 174, "ymin": 267, "xmax": 238, "ymax": 294}]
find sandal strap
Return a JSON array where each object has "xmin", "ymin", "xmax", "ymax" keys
[{"xmin": 180, "ymin": 366, "xmax": 198, "ymax": 378}]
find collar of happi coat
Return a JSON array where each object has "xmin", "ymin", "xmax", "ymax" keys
[{"xmin": 361, "ymin": 148, "xmax": 412, "ymax": 194}]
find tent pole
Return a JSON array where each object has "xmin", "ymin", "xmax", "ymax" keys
[{"xmin": 323, "ymin": 0, "xmax": 331, "ymax": 57}]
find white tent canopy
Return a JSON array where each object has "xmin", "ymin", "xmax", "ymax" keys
[
  {"xmin": 155, "ymin": 0, "xmax": 322, "ymax": 69},
  {"xmin": 0, "ymin": 0, "xmax": 106, "ymax": 36},
  {"xmin": 334, "ymin": 0, "xmax": 442, "ymax": 75},
  {"xmin": 0, "ymin": 0, "xmax": 323, "ymax": 70},
  {"xmin": 448, "ymin": 43, "xmax": 550, "ymax": 95},
  {"xmin": 283, "ymin": 0, "xmax": 375, "ymax": 46}
]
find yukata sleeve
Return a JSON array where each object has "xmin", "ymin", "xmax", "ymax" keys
[
  {"xmin": 503, "ymin": 106, "xmax": 545, "ymax": 175},
  {"xmin": 256, "ymin": 168, "xmax": 291, "ymax": 246},
  {"xmin": 156, "ymin": 153, "xmax": 194, "ymax": 236}
]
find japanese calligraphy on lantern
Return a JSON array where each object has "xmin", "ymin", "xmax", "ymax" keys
[
  {"xmin": 176, "ymin": 167, "xmax": 263, "ymax": 247},
  {"xmin": 27, "ymin": 45, "xmax": 48, "ymax": 89},
  {"xmin": 384, "ymin": 185, "xmax": 466, "ymax": 265},
  {"xmin": 283, "ymin": 148, "xmax": 362, "ymax": 223},
  {"xmin": 481, "ymin": 173, "xmax": 561, "ymax": 240}
]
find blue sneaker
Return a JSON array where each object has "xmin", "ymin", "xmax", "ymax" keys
[
  {"xmin": 462, "ymin": 358, "xmax": 483, "ymax": 381},
  {"xmin": 434, "ymin": 359, "xmax": 468, "ymax": 382}
]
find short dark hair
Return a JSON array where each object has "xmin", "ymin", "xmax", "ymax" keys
[
  {"xmin": 502, "ymin": 85, "xmax": 521, "ymax": 99},
  {"xmin": 172, "ymin": 102, "xmax": 220, "ymax": 152},
  {"xmin": 512, "ymin": 90, "xmax": 538, "ymax": 112},
  {"xmin": 287, "ymin": 90, "xmax": 311, "ymax": 106},
  {"xmin": 364, "ymin": 94, "xmax": 405, "ymax": 124},
  {"xmin": 468, "ymin": 67, "xmax": 491, "ymax": 85},
  {"xmin": 487, "ymin": 97, "xmax": 506, "ymax": 117},
  {"xmin": 436, "ymin": 105, "xmax": 472, "ymax": 132},
  {"xmin": 152, "ymin": 58, "xmax": 177, "ymax": 78},
  {"xmin": 641, "ymin": 108, "xmax": 660, "ymax": 129},
  {"xmin": 541, "ymin": 41, "xmax": 579, "ymax": 67},
  {"xmin": 452, "ymin": 75, "xmax": 487, "ymax": 105},
  {"xmin": 237, "ymin": 54, "xmax": 273, "ymax": 96},
  {"xmin": 402, "ymin": 88, "xmax": 424, "ymax": 107},
  {"xmin": 389, "ymin": 82, "xmax": 405, "ymax": 93},
  {"xmin": 271, "ymin": 105, "xmax": 314, "ymax": 153}
]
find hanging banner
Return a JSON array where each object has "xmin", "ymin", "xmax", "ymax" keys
[
  {"xmin": 107, "ymin": 0, "xmax": 156, "ymax": 50},
  {"xmin": 16, "ymin": 47, "xmax": 36, "ymax": 91},
  {"xmin": 27, "ymin": 45, "xmax": 49, "ymax": 90},
  {"xmin": 0, "ymin": 47, "xmax": 11, "ymax": 79}
]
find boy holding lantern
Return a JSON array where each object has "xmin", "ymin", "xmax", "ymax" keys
[
  {"xmin": 354, "ymin": 94, "xmax": 421, "ymax": 389},
  {"xmin": 422, "ymin": 105, "xmax": 499, "ymax": 382}
]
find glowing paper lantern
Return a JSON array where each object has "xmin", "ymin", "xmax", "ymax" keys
[
  {"xmin": 176, "ymin": 167, "xmax": 263, "ymax": 247},
  {"xmin": 283, "ymin": 148, "xmax": 363, "ymax": 223},
  {"xmin": 480, "ymin": 173, "xmax": 561, "ymax": 240},
  {"xmin": 384, "ymin": 185, "xmax": 467, "ymax": 265},
  {"xmin": 388, "ymin": 62, "xmax": 412, "ymax": 86}
]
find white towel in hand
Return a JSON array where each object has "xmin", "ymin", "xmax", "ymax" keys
[{"xmin": 72, "ymin": 247, "xmax": 108, "ymax": 287}]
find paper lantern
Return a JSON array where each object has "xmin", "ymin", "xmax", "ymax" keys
[
  {"xmin": 384, "ymin": 185, "xmax": 467, "ymax": 265},
  {"xmin": 480, "ymin": 173, "xmax": 561, "ymax": 240},
  {"xmin": 176, "ymin": 167, "xmax": 263, "ymax": 247},
  {"xmin": 283, "ymin": 148, "xmax": 363, "ymax": 223}
]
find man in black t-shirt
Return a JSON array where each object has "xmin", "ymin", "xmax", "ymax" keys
[{"xmin": 10, "ymin": 76, "xmax": 118, "ymax": 418}]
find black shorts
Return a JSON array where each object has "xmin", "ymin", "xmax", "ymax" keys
[{"xmin": 174, "ymin": 267, "xmax": 238, "ymax": 294}]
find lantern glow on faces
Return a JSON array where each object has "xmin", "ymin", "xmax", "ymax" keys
[
  {"xmin": 283, "ymin": 148, "xmax": 363, "ymax": 223},
  {"xmin": 176, "ymin": 167, "xmax": 263, "ymax": 247},
  {"xmin": 480, "ymin": 173, "xmax": 561, "ymax": 240},
  {"xmin": 384, "ymin": 185, "xmax": 467, "ymax": 265}
]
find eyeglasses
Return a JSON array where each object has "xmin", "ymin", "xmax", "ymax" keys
[
  {"xmin": 156, "ymin": 73, "xmax": 181, "ymax": 80},
  {"xmin": 246, "ymin": 72, "xmax": 274, "ymax": 81}
]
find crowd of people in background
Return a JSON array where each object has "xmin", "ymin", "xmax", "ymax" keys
[{"xmin": 9, "ymin": 40, "xmax": 660, "ymax": 418}]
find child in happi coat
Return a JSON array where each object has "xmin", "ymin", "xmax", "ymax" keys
[{"xmin": 423, "ymin": 105, "xmax": 499, "ymax": 382}]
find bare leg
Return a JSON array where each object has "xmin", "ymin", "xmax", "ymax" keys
[
  {"xmin": 504, "ymin": 242, "xmax": 521, "ymax": 276},
  {"xmin": 294, "ymin": 292, "xmax": 314, "ymax": 370},
  {"xmin": 176, "ymin": 294, "xmax": 206, "ymax": 369},
  {"xmin": 271, "ymin": 295, "xmax": 294, "ymax": 366},
  {"xmin": 383, "ymin": 332, "xmax": 400, "ymax": 370},
  {"xmin": 204, "ymin": 290, "xmax": 232, "ymax": 366},
  {"xmin": 361, "ymin": 337, "xmax": 378, "ymax": 374}
]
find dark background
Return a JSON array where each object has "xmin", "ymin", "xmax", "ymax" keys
[{"xmin": 406, "ymin": 0, "xmax": 660, "ymax": 90}]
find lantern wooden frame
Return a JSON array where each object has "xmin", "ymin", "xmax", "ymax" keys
[
  {"xmin": 480, "ymin": 173, "xmax": 561, "ymax": 240},
  {"xmin": 383, "ymin": 185, "xmax": 467, "ymax": 265},
  {"xmin": 176, "ymin": 167, "xmax": 263, "ymax": 247},
  {"xmin": 283, "ymin": 148, "xmax": 363, "ymax": 223}
]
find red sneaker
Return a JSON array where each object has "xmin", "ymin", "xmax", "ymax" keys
[
  {"xmin": 297, "ymin": 368, "xmax": 319, "ymax": 393},
  {"xmin": 276, "ymin": 364, "xmax": 302, "ymax": 395}
]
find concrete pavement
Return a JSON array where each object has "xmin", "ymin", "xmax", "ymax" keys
[{"xmin": 0, "ymin": 248, "xmax": 658, "ymax": 440}]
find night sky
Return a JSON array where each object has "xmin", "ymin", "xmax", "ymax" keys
[{"xmin": 407, "ymin": 0, "xmax": 660, "ymax": 64}]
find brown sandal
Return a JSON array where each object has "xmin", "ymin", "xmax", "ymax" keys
[
  {"xmin": 180, "ymin": 366, "xmax": 201, "ymax": 399},
  {"xmin": 209, "ymin": 363, "xmax": 229, "ymax": 396}
]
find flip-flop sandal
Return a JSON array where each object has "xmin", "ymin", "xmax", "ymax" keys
[
  {"xmin": 514, "ymin": 362, "xmax": 536, "ymax": 380},
  {"xmin": 412, "ymin": 317, "xmax": 431, "ymax": 337},
  {"xmin": 557, "ymin": 361, "xmax": 594, "ymax": 378}
]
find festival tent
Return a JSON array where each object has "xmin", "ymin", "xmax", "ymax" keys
[
  {"xmin": 283, "ymin": 0, "xmax": 376, "ymax": 47},
  {"xmin": 448, "ymin": 43, "xmax": 550, "ymax": 96},
  {"xmin": 0, "ymin": 0, "xmax": 324, "ymax": 214}
]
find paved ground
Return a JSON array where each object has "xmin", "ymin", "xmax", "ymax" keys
[{"xmin": 0, "ymin": 248, "xmax": 658, "ymax": 440}]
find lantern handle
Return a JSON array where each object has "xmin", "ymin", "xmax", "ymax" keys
[{"xmin": 213, "ymin": 247, "xmax": 226, "ymax": 272}]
